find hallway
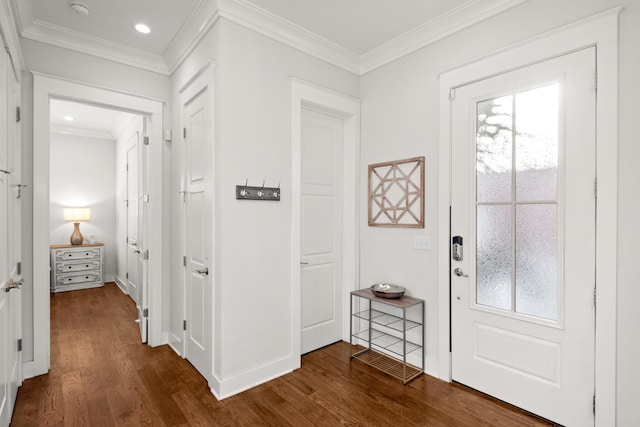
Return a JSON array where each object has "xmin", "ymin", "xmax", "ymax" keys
[{"xmin": 11, "ymin": 283, "xmax": 551, "ymax": 426}]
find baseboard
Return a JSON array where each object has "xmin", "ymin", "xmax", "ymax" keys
[
  {"xmin": 113, "ymin": 275, "xmax": 127, "ymax": 293},
  {"xmin": 167, "ymin": 332, "xmax": 184, "ymax": 357},
  {"xmin": 210, "ymin": 355, "xmax": 295, "ymax": 400},
  {"xmin": 22, "ymin": 361, "xmax": 35, "ymax": 380}
]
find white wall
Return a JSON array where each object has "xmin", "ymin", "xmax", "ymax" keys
[
  {"xmin": 359, "ymin": 0, "xmax": 639, "ymax": 424},
  {"xmin": 170, "ymin": 18, "xmax": 359, "ymax": 396},
  {"xmin": 49, "ymin": 133, "xmax": 117, "ymax": 280}
]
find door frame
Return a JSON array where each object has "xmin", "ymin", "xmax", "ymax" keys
[
  {"xmin": 31, "ymin": 73, "xmax": 165, "ymax": 377},
  {"xmin": 437, "ymin": 9, "xmax": 619, "ymax": 425},
  {"xmin": 290, "ymin": 79, "xmax": 360, "ymax": 367}
]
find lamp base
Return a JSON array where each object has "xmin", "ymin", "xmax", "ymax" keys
[{"xmin": 70, "ymin": 222, "xmax": 84, "ymax": 245}]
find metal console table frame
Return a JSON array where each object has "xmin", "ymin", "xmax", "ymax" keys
[{"xmin": 350, "ymin": 288, "xmax": 425, "ymax": 384}]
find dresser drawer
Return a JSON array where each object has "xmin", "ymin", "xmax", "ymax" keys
[
  {"xmin": 56, "ymin": 272, "xmax": 102, "ymax": 286},
  {"xmin": 55, "ymin": 248, "xmax": 101, "ymax": 261},
  {"xmin": 56, "ymin": 260, "xmax": 101, "ymax": 273}
]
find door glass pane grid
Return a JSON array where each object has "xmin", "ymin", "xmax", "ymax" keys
[{"xmin": 475, "ymin": 84, "xmax": 559, "ymax": 321}]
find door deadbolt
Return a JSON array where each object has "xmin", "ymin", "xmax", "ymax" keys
[{"xmin": 452, "ymin": 236, "xmax": 463, "ymax": 261}]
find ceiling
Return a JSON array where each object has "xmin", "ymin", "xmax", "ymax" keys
[
  {"xmin": 24, "ymin": 0, "xmax": 525, "ymax": 133},
  {"xmin": 50, "ymin": 99, "xmax": 137, "ymax": 140},
  {"xmin": 12, "ymin": 0, "xmax": 526, "ymax": 75},
  {"xmin": 16, "ymin": 0, "xmax": 467, "ymax": 56}
]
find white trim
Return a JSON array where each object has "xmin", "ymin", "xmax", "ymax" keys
[
  {"xmin": 360, "ymin": 0, "xmax": 528, "ymax": 75},
  {"xmin": 210, "ymin": 356, "xmax": 293, "ymax": 400},
  {"xmin": 10, "ymin": 0, "xmax": 530, "ymax": 77},
  {"xmin": 49, "ymin": 124, "xmax": 115, "ymax": 141},
  {"xmin": 32, "ymin": 74, "xmax": 165, "ymax": 376},
  {"xmin": 290, "ymin": 78, "xmax": 361, "ymax": 369},
  {"xmin": 1, "ymin": 0, "xmax": 24, "ymax": 80},
  {"xmin": 165, "ymin": 1, "xmax": 220, "ymax": 75},
  {"xmin": 218, "ymin": 0, "xmax": 360, "ymax": 74},
  {"xmin": 438, "ymin": 8, "xmax": 619, "ymax": 425},
  {"xmin": 18, "ymin": 18, "xmax": 168, "ymax": 75}
]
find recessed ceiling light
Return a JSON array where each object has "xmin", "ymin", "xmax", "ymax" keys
[
  {"xmin": 135, "ymin": 23, "xmax": 151, "ymax": 34},
  {"xmin": 64, "ymin": 115, "xmax": 75, "ymax": 122},
  {"xmin": 70, "ymin": 3, "xmax": 90, "ymax": 16}
]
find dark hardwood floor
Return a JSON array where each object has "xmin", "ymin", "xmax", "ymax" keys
[{"xmin": 12, "ymin": 282, "xmax": 552, "ymax": 426}]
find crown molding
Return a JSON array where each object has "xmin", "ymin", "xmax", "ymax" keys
[
  {"xmin": 12, "ymin": 0, "xmax": 168, "ymax": 75},
  {"xmin": 50, "ymin": 124, "xmax": 115, "ymax": 141},
  {"xmin": 1, "ymin": 0, "xmax": 24, "ymax": 80},
  {"xmin": 216, "ymin": 0, "xmax": 360, "ymax": 74},
  {"xmin": 11, "ymin": 0, "xmax": 530, "ymax": 77},
  {"xmin": 359, "ymin": 0, "xmax": 529, "ymax": 74},
  {"xmin": 164, "ymin": 0, "xmax": 220, "ymax": 75},
  {"xmin": 23, "ymin": 19, "xmax": 169, "ymax": 74}
]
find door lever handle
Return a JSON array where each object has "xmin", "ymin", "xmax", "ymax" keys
[
  {"xmin": 453, "ymin": 268, "xmax": 469, "ymax": 277},
  {"xmin": 300, "ymin": 262, "xmax": 309, "ymax": 265},
  {"xmin": 5, "ymin": 279, "xmax": 23, "ymax": 292},
  {"xmin": 196, "ymin": 267, "xmax": 209, "ymax": 275}
]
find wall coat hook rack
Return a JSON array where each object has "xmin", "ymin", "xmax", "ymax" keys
[{"xmin": 236, "ymin": 179, "xmax": 281, "ymax": 201}]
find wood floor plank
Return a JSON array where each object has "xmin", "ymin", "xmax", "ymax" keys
[{"xmin": 12, "ymin": 283, "xmax": 553, "ymax": 426}]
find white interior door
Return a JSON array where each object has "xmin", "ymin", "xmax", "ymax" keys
[
  {"xmin": 0, "ymin": 47, "xmax": 10, "ymax": 426},
  {"xmin": 183, "ymin": 81, "xmax": 213, "ymax": 381},
  {"xmin": 6, "ymin": 65, "xmax": 22, "ymax": 413},
  {"xmin": 126, "ymin": 134, "xmax": 146, "ymax": 342},
  {"xmin": 126, "ymin": 138, "xmax": 140, "ymax": 299},
  {"xmin": 451, "ymin": 48, "xmax": 596, "ymax": 425},
  {"xmin": 300, "ymin": 107, "xmax": 344, "ymax": 354}
]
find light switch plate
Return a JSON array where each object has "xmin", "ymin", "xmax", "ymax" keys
[{"xmin": 414, "ymin": 236, "xmax": 431, "ymax": 250}]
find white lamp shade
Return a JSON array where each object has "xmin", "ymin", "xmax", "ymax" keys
[{"xmin": 63, "ymin": 207, "xmax": 91, "ymax": 222}]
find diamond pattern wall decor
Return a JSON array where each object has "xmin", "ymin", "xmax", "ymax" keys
[{"xmin": 368, "ymin": 156, "xmax": 425, "ymax": 227}]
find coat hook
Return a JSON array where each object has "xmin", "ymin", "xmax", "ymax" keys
[
  {"xmin": 273, "ymin": 181, "xmax": 280, "ymax": 199},
  {"xmin": 257, "ymin": 180, "xmax": 265, "ymax": 198},
  {"xmin": 240, "ymin": 179, "xmax": 248, "ymax": 197}
]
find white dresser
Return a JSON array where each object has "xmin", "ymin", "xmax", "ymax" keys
[{"xmin": 50, "ymin": 244, "xmax": 104, "ymax": 292}]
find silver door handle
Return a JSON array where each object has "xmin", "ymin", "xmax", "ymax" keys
[
  {"xmin": 453, "ymin": 268, "xmax": 468, "ymax": 277},
  {"xmin": 5, "ymin": 279, "xmax": 23, "ymax": 292},
  {"xmin": 133, "ymin": 249, "xmax": 141, "ymax": 254},
  {"xmin": 300, "ymin": 262, "xmax": 309, "ymax": 265},
  {"xmin": 196, "ymin": 267, "xmax": 209, "ymax": 275}
]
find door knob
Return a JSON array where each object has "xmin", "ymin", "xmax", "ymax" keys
[
  {"xmin": 196, "ymin": 267, "xmax": 209, "ymax": 275},
  {"xmin": 453, "ymin": 267, "xmax": 468, "ymax": 277}
]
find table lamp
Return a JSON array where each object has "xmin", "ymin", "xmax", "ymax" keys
[{"xmin": 63, "ymin": 207, "xmax": 91, "ymax": 245}]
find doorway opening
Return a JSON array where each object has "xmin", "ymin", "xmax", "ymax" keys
[
  {"xmin": 290, "ymin": 79, "xmax": 361, "ymax": 367},
  {"xmin": 30, "ymin": 74, "xmax": 164, "ymax": 378},
  {"xmin": 48, "ymin": 99, "xmax": 148, "ymax": 342}
]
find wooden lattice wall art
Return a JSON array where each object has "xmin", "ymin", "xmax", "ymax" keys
[{"xmin": 368, "ymin": 156, "xmax": 425, "ymax": 228}]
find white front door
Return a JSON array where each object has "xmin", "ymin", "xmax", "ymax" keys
[
  {"xmin": 182, "ymin": 74, "xmax": 213, "ymax": 382},
  {"xmin": 300, "ymin": 108, "xmax": 344, "ymax": 354},
  {"xmin": 451, "ymin": 48, "xmax": 596, "ymax": 425}
]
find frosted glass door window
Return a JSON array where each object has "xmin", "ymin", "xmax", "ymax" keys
[{"xmin": 475, "ymin": 84, "xmax": 559, "ymax": 321}]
